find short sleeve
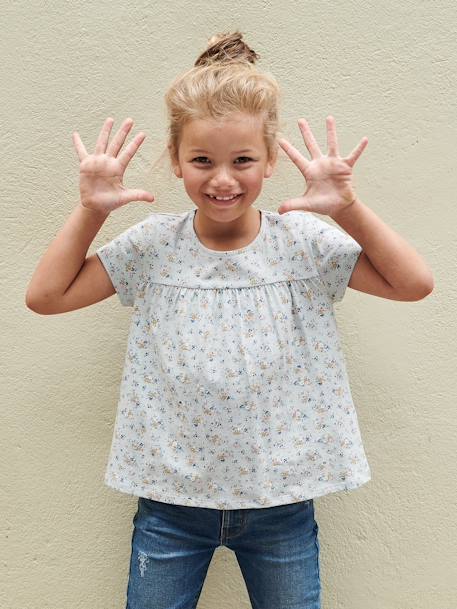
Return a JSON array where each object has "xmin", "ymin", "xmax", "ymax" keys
[
  {"xmin": 302, "ymin": 212, "xmax": 363, "ymax": 303},
  {"xmin": 95, "ymin": 217, "xmax": 152, "ymax": 307}
]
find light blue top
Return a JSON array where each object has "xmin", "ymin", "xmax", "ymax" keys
[{"xmin": 95, "ymin": 207, "xmax": 371, "ymax": 509}]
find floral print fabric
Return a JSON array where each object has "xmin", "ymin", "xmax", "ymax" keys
[{"xmin": 95, "ymin": 208, "xmax": 371, "ymax": 509}]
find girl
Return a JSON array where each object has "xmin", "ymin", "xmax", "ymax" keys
[{"xmin": 26, "ymin": 31, "xmax": 433, "ymax": 609}]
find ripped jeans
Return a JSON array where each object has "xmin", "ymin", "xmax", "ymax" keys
[{"xmin": 125, "ymin": 496, "xmax": 321, "ymax": 609}]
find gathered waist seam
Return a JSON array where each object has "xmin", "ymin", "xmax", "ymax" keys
[{"xmin": 137, "ymin": 276, "xmax": 320, "ymax": 291}]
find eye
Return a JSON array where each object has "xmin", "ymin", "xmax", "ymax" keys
[{"xmin": 191, "ymin": 156, "xmax": 255, "ymax": 165}]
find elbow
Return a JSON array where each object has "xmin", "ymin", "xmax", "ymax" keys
[
  {"xmin": 421, "ymin": 272, "xmax": 435, "ymax": 298},
  {"xmin": 410, "ymin": 278, "xmax": 435, "ymax": 301},
  {"xmin": 25, "ymin": 292, "xmax": 51, "ymax": 315},
  {"xmin": 25, "ymin": 291, "xmax": 37, "ymax": 311},
  {"xmin": 25, "ymin": 293, "xmax": 43, "ymax": 314}
]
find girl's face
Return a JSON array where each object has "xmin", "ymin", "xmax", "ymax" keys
[{"xmin": 173, "ymin": 112, "xmax": 276, "ymax": 223}]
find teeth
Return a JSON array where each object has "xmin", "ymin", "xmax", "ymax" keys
[{"xmin": 209, "ymin": 194, "xmax": 240, "ymax": 201}]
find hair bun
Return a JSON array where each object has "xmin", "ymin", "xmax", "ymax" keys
[{"xmin": 194, "ymin": 30, "xmax": 260, "ymax": 67}]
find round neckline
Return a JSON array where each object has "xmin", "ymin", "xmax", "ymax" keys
[{"xmin": 190, "ymin": 208, "xmax": 266, "ymax": 256}]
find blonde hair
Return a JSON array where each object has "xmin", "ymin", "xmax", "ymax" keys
[{"xmin": 162, "ymin": 31, "xmax": 283, "ymax": 169}]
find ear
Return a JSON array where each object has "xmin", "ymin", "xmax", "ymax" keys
[
  {"xmin": 264, "ymin": 152, "xmax": 277, "ymax": 178},
  {"xmin": 168, "ymin": 144, "xmax": 183, "ymax": 178},
  {"xmin": 173, "ymin": 164, "xmax": 183, "ymax": 178}
]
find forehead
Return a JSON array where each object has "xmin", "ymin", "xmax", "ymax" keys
[{"xmin": 180, "ymin": 113, "xmax": 265, "ymax": 150}]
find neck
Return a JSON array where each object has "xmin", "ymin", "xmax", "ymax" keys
[{"xmin": 193, "ymin": 207, "xmax": 261, "ymax": 250}]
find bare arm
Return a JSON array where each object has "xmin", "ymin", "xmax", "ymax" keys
[
  {"xmin": 333, "ymin": 197, "xmax": 434, "ymax": 299},
  {"xmin": 25, "ymin": 116, "xmax": 155, "ymax": 314},
  {"xmin": 25, "ymin": 203, "xmax": 113, "ymax": 313}
]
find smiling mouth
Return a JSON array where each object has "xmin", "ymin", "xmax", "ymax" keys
[{"xmin": 205, "ymin": 193, "xmax": 243, "ymax": 204}]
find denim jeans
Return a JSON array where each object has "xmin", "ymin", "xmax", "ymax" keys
[{"xmin": 125, "ymin": 496, "xmax": 321, "ymax": 609}]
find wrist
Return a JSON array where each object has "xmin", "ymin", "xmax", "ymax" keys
[
  {"xmin": 78, "ymin": 201, "xmax": 110, "ymax": 220},
  {"xmin": 331, "ymin": 196, "xmax": 360, "ymax": 222}
]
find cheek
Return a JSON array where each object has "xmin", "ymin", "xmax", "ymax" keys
[
  {"xmin": 245, "ymin": 169, "xmax": 265, "ymax": 186},
  {"xmin": 182, "ymin": 168, "xmax": 201, "ymax": 186}
]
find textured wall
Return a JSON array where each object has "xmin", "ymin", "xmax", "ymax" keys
[{"xmin": 3, "ymin": 1, "xmax": 455, "ymax": 608}]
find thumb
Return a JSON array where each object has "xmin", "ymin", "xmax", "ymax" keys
[
  {"xmin": 278, "ymin": 196, "xmax": 310, "ymax": 215},
  {"xmin": 118, "ymin": 190, "xmax": 155, "ymax": 206}
]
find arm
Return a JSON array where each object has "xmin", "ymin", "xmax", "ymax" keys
[
  {"xmin": 331, "ymin": 197, "xmax": 434, "ymax": 301},
  {"xmin": 25, "ymin": 116, "xmax": 155, "ymax": 314},
  {"xmin": 277, "ymin": 116, "xmax": 434, "ymax": 302},
  {"xmin": 25, "ymin": 203, "xmax": 114, "ymax": 314}
]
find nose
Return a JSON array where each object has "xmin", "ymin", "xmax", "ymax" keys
[{"xmin": 208, "ymin": 165, "xmax": 237, "ymax": 189}]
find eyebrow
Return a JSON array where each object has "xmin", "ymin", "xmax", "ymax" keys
[{"xmin": 189, "ymin": 148, "xmax": 256, "ymax": 154}]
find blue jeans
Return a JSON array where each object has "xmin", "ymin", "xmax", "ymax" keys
[{"xmin": 126, "ymin": 496, "xmax": 321, "ymax": 609}]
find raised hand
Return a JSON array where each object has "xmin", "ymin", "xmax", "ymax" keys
[
  {"xmin": 277, "ymin": 116, "xmax": 368, "ymax": 217},
  {"xmin": 72, "ymin": 117, "xmax": 155, "ymax": 215}
]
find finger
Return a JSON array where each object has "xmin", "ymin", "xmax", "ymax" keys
[
  {"xmin": 297, "ymin": 119, "xmax": 322, "ymax": 159},
  {"xmin": 344, "ymin": 137, "xmax": 368, "ymax": 167},
  {"xmin": 117, "ymin": 132, "xmax": 147, "ymax": 170},
  {"xmin": 326, "ymin": 115, "xmax": 339, "ymax": 157},
  {"xmin": 278, "ymin": 138, "xmax": 309, "ymax": 174},
  {"xmin": 278, "ymin": 197, "xmax": 312, "ymax": 214},
  {"xmin": 95, "ymin": 117, "xmax": 115, "ymax": 155},
  {"xmin": 72, "ymin": 131, "xmax": 88, "ymax": 162},
  {"xmin": 107, "ymin": 117, "xmax": 135, "ymax": 157},
  {"xmin": 117, "ymin": 189, "xmax": 155, "ymax": 207}
]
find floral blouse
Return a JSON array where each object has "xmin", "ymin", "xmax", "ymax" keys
[{"xmin": 95, "ymin": 207, "xmax": 371, "ymax": 509}]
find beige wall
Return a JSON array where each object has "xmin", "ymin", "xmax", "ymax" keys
[{"xmin": 3, "ymin": 1, "xmax": 455, "ymax": 608}]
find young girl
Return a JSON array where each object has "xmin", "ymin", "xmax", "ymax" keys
[{"xmin": 26, "ymin": 31, "xmax": 433, "ymax": 609}]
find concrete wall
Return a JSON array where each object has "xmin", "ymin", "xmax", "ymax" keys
[{"xmin": 3, "ymin": 1, "xmax": 455, "ymax": 607}]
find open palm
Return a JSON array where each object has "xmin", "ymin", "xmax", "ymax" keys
[
  {"xmin": 73, "ymin": 117, "xmax": 155, "ymax": 215},
  {"xmin": 277, "ymin": 116, "xmax": 368, "ymax": 217}
]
